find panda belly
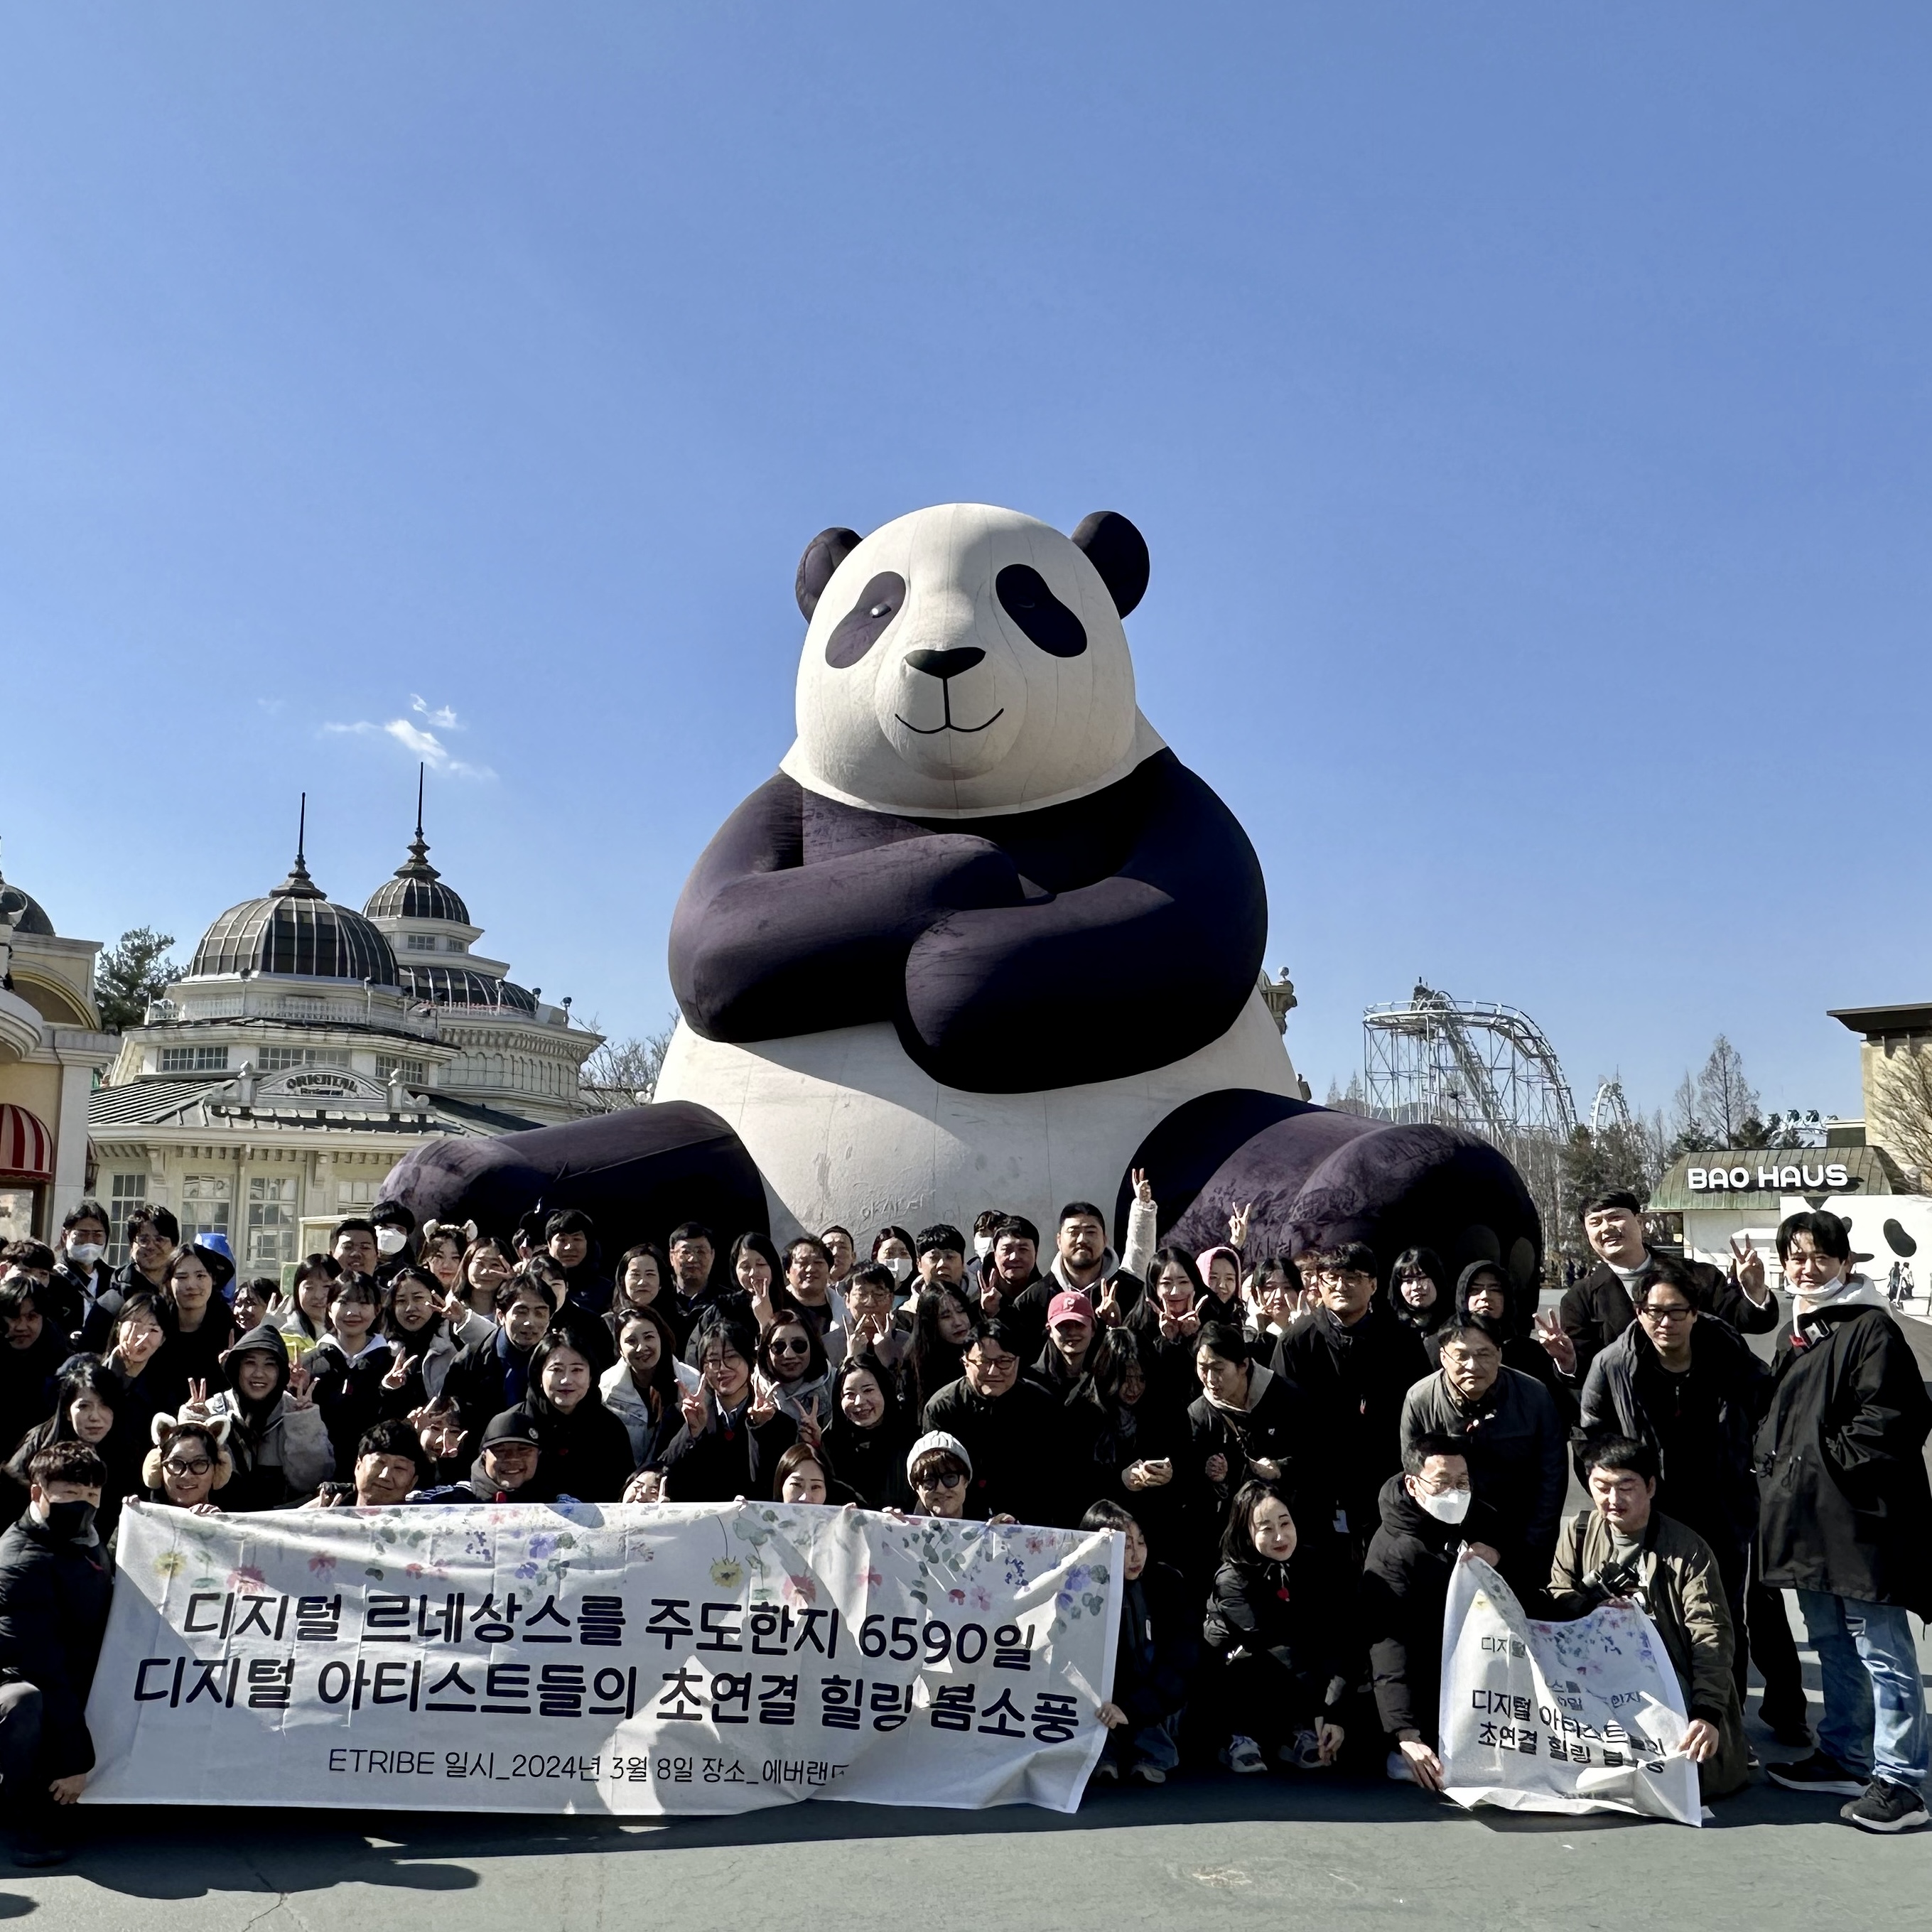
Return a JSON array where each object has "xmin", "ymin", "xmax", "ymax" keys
[{"xmin": 653, "ymin": 991, "xmax": 1302, "ymax": 1243}]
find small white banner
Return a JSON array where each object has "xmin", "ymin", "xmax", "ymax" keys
[
  {"xmin": 82, "ymin": 1501, "xmax": 1123, "ymax": 1815},
  {"xmin": 1438, "ymin": 1553, "xmax": 1700, "ymax": 1825}
]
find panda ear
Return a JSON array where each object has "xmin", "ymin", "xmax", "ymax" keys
[
  {"xmin": 1071, "ymin": 512, "xmax": 1150, "ymax": 618},
  {"xmin": 795, "ymin": 527, "xmax": 863, "ymax": 622}
]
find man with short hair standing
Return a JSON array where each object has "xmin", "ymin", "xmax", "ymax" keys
[{"xmin": 1757, "ymin": 1211, "xmax": 1932, "ymax": 1833}]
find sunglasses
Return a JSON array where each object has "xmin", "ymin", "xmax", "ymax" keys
[
  {"xmin": 769, "ymin": 1337, "xmax": 812, "ymax": 1356},
  {"xmin": 916, "ymin": 1469, "xmax": 966, "ymax": 1491}
]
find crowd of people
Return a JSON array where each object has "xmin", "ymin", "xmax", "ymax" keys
[{"xmin": 0, "ymin": 1178, "xmax": 1927, "ymax": 1860}]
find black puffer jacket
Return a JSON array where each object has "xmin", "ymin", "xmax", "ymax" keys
[
  {"xmin": 1359, "ymin": 1472, "xmax": 1505, "ymax": 1742},
  {"xmin": 1754, "ymin": 1297, "xmax": 1932, "ymax": 1614},
  {"xmin": 0, "ymin": 1511, "xmax": 114, "ymax": 1776}
]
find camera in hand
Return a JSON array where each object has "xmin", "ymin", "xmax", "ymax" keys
[{"xmin": 1583, "ymin": 1558, "xmax": 1643, "ymax": 1605}]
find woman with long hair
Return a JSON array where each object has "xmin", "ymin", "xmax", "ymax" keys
[
  {"xmin": 521, "ymin": 1329, "xmax": 637, "ymax": 1502},
  {"xmin": 908, "ymin": 1286, "xmax": 978, "ymax": 1409},
  {"xmin": 599, "ymin": 1303, "xmax": 698, "ymax": 1467}
]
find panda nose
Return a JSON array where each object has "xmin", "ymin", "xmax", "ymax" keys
[{"xmin": 905, "ymin": 647, "xmax": 984, "ymax": 682}]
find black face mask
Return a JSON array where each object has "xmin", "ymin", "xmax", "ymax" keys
[{"xmin": 41, "ymin": 1499, "xmax": 96, "ymax": 1540}]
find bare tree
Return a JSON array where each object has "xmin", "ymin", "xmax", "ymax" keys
[
  {"xmin": 1695, "ymin": 1035, "xmax": 1760, "ymax": 1146},
  {"xmin": 578, "ymin": 1010, "xmax": 679, "ymax": 1112},
  {"xmin": 1866, "ymin": 1045, "xmax": 1932, "ymax": 1189}
]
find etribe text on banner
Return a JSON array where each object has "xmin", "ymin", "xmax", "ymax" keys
[{"xmin": 82, "ymin": 1501, "xmax": 1123, "ymax": 1815}]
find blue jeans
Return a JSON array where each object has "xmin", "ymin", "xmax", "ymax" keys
[{"xmin": 1795, "ymin": 1590, "xmax": 1930, "ymax": 1788}]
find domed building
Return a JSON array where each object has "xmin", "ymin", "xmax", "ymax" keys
[
  {"xmin": 90, "ymin": 792, "xmax": 600, "ymax": 1278},
  {"xmin": 0, "ymin": 863, "xmax": 117, "ymax": 1247}
]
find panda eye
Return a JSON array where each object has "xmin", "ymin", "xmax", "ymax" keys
[
  {"xmin": 995, "ymin": 565, "xmax": 1085, "ymax": 658},
  {"xmin": 825, "ymin": 572, "xmax": 905, "ymax": 670}
]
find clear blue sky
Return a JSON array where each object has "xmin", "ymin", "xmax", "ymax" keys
[{"xmin": 4, "ymin": 6, "xmax": 1926, "ymax": 1124}]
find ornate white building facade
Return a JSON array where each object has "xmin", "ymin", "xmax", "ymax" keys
[{"xmin": 90, "ymin": 797, "xmax": 600, "ymax": 1278}]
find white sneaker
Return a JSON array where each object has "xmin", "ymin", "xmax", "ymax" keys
[
  {"xmin": 1386, "ymin": 1749, "xmax": 1418, "ymax": 1785},
  {"xmin": 1221, "ymin": 1734, "xmax": 1267, "ymax": 1775},
  {"xmin": 1129, "ymin": 1761, "xmax": 1167, "ymax": 1786}
]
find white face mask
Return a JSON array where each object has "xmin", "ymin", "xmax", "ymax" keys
[
  {"xmin": 375, "ymin": 1227, "xmax": 409, "ymax": 1256},
  {"xmin": 1415, "ymin": 1485, "xmax": 1472, "ymax": 1525},
  {"xmin": 67, "ymin": 1243, "xmax": 104, "ymax": 1268},
  {"xmin": 885, "ymin": 1256, "xmax": 913, "ymax": 1284},
  {"xmin": 973, "ymin": 1235, "xmax": 994, "ymax": 1260}
]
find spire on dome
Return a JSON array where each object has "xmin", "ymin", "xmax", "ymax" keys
[{"xmin": 269, "ymin": 793, "xmax": 326, "ymax": 900}]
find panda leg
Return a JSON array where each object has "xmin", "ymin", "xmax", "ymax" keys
[
  {"xmin": 1155, "ymin": 1111, "xmax": 1543, "ymax": 1289},
  {"xmin": 379, "ymin": 1101, "xmax": 770, "ymax": 1253}
]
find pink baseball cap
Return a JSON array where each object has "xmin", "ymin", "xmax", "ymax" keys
[{"xmin": 1047, "ymin": 1290, "xmax": 1095, "ymax": 1329}]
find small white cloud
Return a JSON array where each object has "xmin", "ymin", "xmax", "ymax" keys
[
  {"xmin": 257, "ymin": 696, "xmax": 287, "ymax": 716},
  {"xmin": 322, "ymin": 710, "xmax": 494, "ymax": 779},
  {"xmin": 410, "ymin": 694, "xmax": 460, "ymax": 730}
]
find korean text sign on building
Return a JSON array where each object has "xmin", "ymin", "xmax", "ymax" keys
[{"xmin": 83, "ymin": 1501, "xmax": 1123, "ymax": 1815}]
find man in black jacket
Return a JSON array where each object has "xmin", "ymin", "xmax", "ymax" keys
[
  {"xmin": 0, "ymin": 1440, "xmax": 113, "ymax": 1866},
  {"xmin": 48, "ymin": 1200, "xmax": 114, "ymax": 1348},
  {"xmin": 1361, "ymin": 1437, "xmax": 1505, "ymax": 1789},
  {"xmin": 441, "ymin": 1271, "xmax": 554, "ymax": 1432},
  {"xmin": 1273, "ymin": 1241, "xmax": 1430, "ymax": 1560},
  {"xmin": 1756, "ymin": 1211, "xmax": 1932, "ymax": 1834},
  {"xmin": 921, "ymin": 1320, "xmax": 1072, "ymax": 1526},
  {"xmin": 1577, "ymin": 1256, "xmax": 1806, "ymax": 1742},
  {"xmin": 1557, "ymin": 1189, "xmax": 1776, "ymax": 1381}
]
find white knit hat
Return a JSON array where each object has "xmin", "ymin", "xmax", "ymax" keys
[{"xmin": 905, "ymin": 1429, "xmax": 973, "ymax": 1482}]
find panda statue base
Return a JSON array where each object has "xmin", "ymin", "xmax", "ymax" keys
[{"xmin": 382, "ymin": 502, "xmax": 1541, "ymax": 1290}]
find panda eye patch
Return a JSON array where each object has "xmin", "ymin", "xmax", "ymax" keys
[
  {"xmin": 995, "ymin": 565, "xmax": 1086, "ymax": 658},
  {"xmin": 824, "ymin": 572, "xmax": 905, "ymax": 669}
]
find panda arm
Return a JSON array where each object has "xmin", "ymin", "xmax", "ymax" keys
[
  {"xmin": 669, "ymin": 773, "xmax": 1025, "ymax": 1042},
  {"xmin": 898, "ymin": 757, "xmax": 1265, "ymax": 1090}
]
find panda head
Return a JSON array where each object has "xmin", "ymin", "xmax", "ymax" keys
[{"xmin": 778, "ymin": 503, "xmax": 1165, "ymax": 818}]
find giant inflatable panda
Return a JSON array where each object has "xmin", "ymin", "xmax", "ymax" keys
[{"xmin": 384, "ymin": 503, "xmax": 1539, "ymax": 1285}]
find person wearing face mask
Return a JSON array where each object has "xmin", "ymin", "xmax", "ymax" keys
[
  {"xmin": 0, "ymin": 1440, "xmax": 113, "ymax": 1864},
  {"xmin": 1756, "ymin": 1211, "xmax": 1932, "ymax": 1833},
  {"xmin": 1399, "ymin": 1317, "xmax": 1565, "ymax": 1600},
  {"xmin": 368, "ymin": 1199, "xmax": 417, "ymax": 1283},
  {"xmin": 1359, "ymin": 1439, "xmax": 1504, "ymax": 1790},
  {"xmin": 48, "ymin": 1202, "xmax": 114, "ymax": 1347},
  {"xmin": 868, "ymin": 1226, "xmax": 918, "ymax": 1300}
]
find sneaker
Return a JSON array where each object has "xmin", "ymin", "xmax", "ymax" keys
[
  {"xmin": 10, "ymin": 1833, "xmax": 71, "ymax": 1870},
  {"xmin": 1221, "ymin": 1734, "xmax": 1267, "ymax": 1776},
  {"xmin": 1089, "ymin": 1759, "xmax": 1119, "ymax": 1784},
  {"xmin": 1840, "ymin": 1779, "xmax": 1931, "ymax": 1834},
  {"xmin": 1386, "ymin": 1749, "xmax": 1418, "ymax": 1785},
  {"xmin": 1767, "ymin": 1750, "xmax": 1866, "ymax": 1798},
  {"xmin": 1128, "ymin": 1760, "xmax": 1167, "ymax": 1786},
  {"xmin": 1278, "ymin": 1728, "xmax": 1327, "ymax": 1770}
]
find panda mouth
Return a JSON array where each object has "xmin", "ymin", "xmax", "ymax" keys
[{"xmin": 896, "ymin": 708, "xmax": 1004, "ymax": 736}]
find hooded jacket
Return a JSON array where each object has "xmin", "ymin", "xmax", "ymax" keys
[
  {"xmin": 1426, "ymin": 1264, "xmax": 1573, "ymax": 1420},
  {"xmin": 1359, "ymin": 1470, "xmax": 1507, "ymax": 1743},
  {"xmin": 1578, "ymin": 1315, "xmax": 1771, "ymax": 1555},
  {"xmin": 1753, "ymin": 1295, "xmax": 1932, "ymax": 1614},
  {"xmin": 1548, "ymin": 1506, "xmax": 1750, "ymax": 1799},
  {"xmin": 1006, "ymin": 1251, "xmax": 1143, "ymax": 1365},
  {"xmin": 0, "ymin": 1507, "xmax": 113, "ymax": 1778},
  {"xmin": 200, "ymin": 1322, "xmax": 336, "ymax": 1510}
]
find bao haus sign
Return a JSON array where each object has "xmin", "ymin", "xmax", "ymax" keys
[{"xmin": 1686, "ymin": 1160, "xmax": 1852, "ymax": 1194}]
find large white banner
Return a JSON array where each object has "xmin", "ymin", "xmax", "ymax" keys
[
  {"xmin": 1438, "ymin": 1554, "xmax": 1700, "ymax": 1826},
  {"xmin": 82, "ymin": 1500, "xmax": 1123, "ymax": 1815}
]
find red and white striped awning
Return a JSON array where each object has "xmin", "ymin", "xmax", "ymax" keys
[{"xmin": 0, "ymin": 1104, "xmax": 53, "ymax": 1182}]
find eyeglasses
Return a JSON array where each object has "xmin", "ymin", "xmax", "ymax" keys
[
  {"xmin": 769, "ymin": 1337, "xmax": 812, "ymax": 1356},
  {"xmin": 916, "ymin": 1469, "xmax": 966, "ymax": 1492},
  {"xmin": 967, "ymin": 1354, "xmax": 1016, "ymax": 1374},
  {"xmin": 163, "ymin": 1457, "xmax": 212, "ymax": 1477},
  {"xmin": 1639, "ymin": 1304, "xmax": 1694, "ymax": 1324}
]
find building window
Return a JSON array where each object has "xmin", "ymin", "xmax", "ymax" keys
[
  {"xmin": 406, "ymin": 935, "xmax": 438, "ymax": 951},
  {"xmin": 337, "ymin": 1177, "xmax": 376, "ymax": 1213},
  {"xmin": 376, "ymin": 1056, "xmax": 427, "ymax": 1084},
  {"xmin": 106, "ymin": 1171, "xmax": 151, "ymax": 1263},
  {"xmin": 160, "ymin": 1046, "xmax": 230, "ymax": 1073},
  {"xmin": 247, "ymin": 1175, "xmax": 298, "ymax": 1266},
  {"xmin": 180, "ymin": 1175, "xmax": 232, "ymax": 1249},
  {"xmin": 257, "ymin": 1047, "xmax": 350, "ymax": 1072}
]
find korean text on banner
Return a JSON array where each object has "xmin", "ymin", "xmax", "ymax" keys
[
  {"xmin": 1437, "ymin": 1553, "xmax": 1700, "ymax": 1825},
  {"xmin": 82, "ymin": 1500, "xmax": 1124, "ymax": 1815}
]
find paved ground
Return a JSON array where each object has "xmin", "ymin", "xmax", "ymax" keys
[{"xmin": 9, "ymin": 1309, "xmax": 1929, "ymax": 1928}]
